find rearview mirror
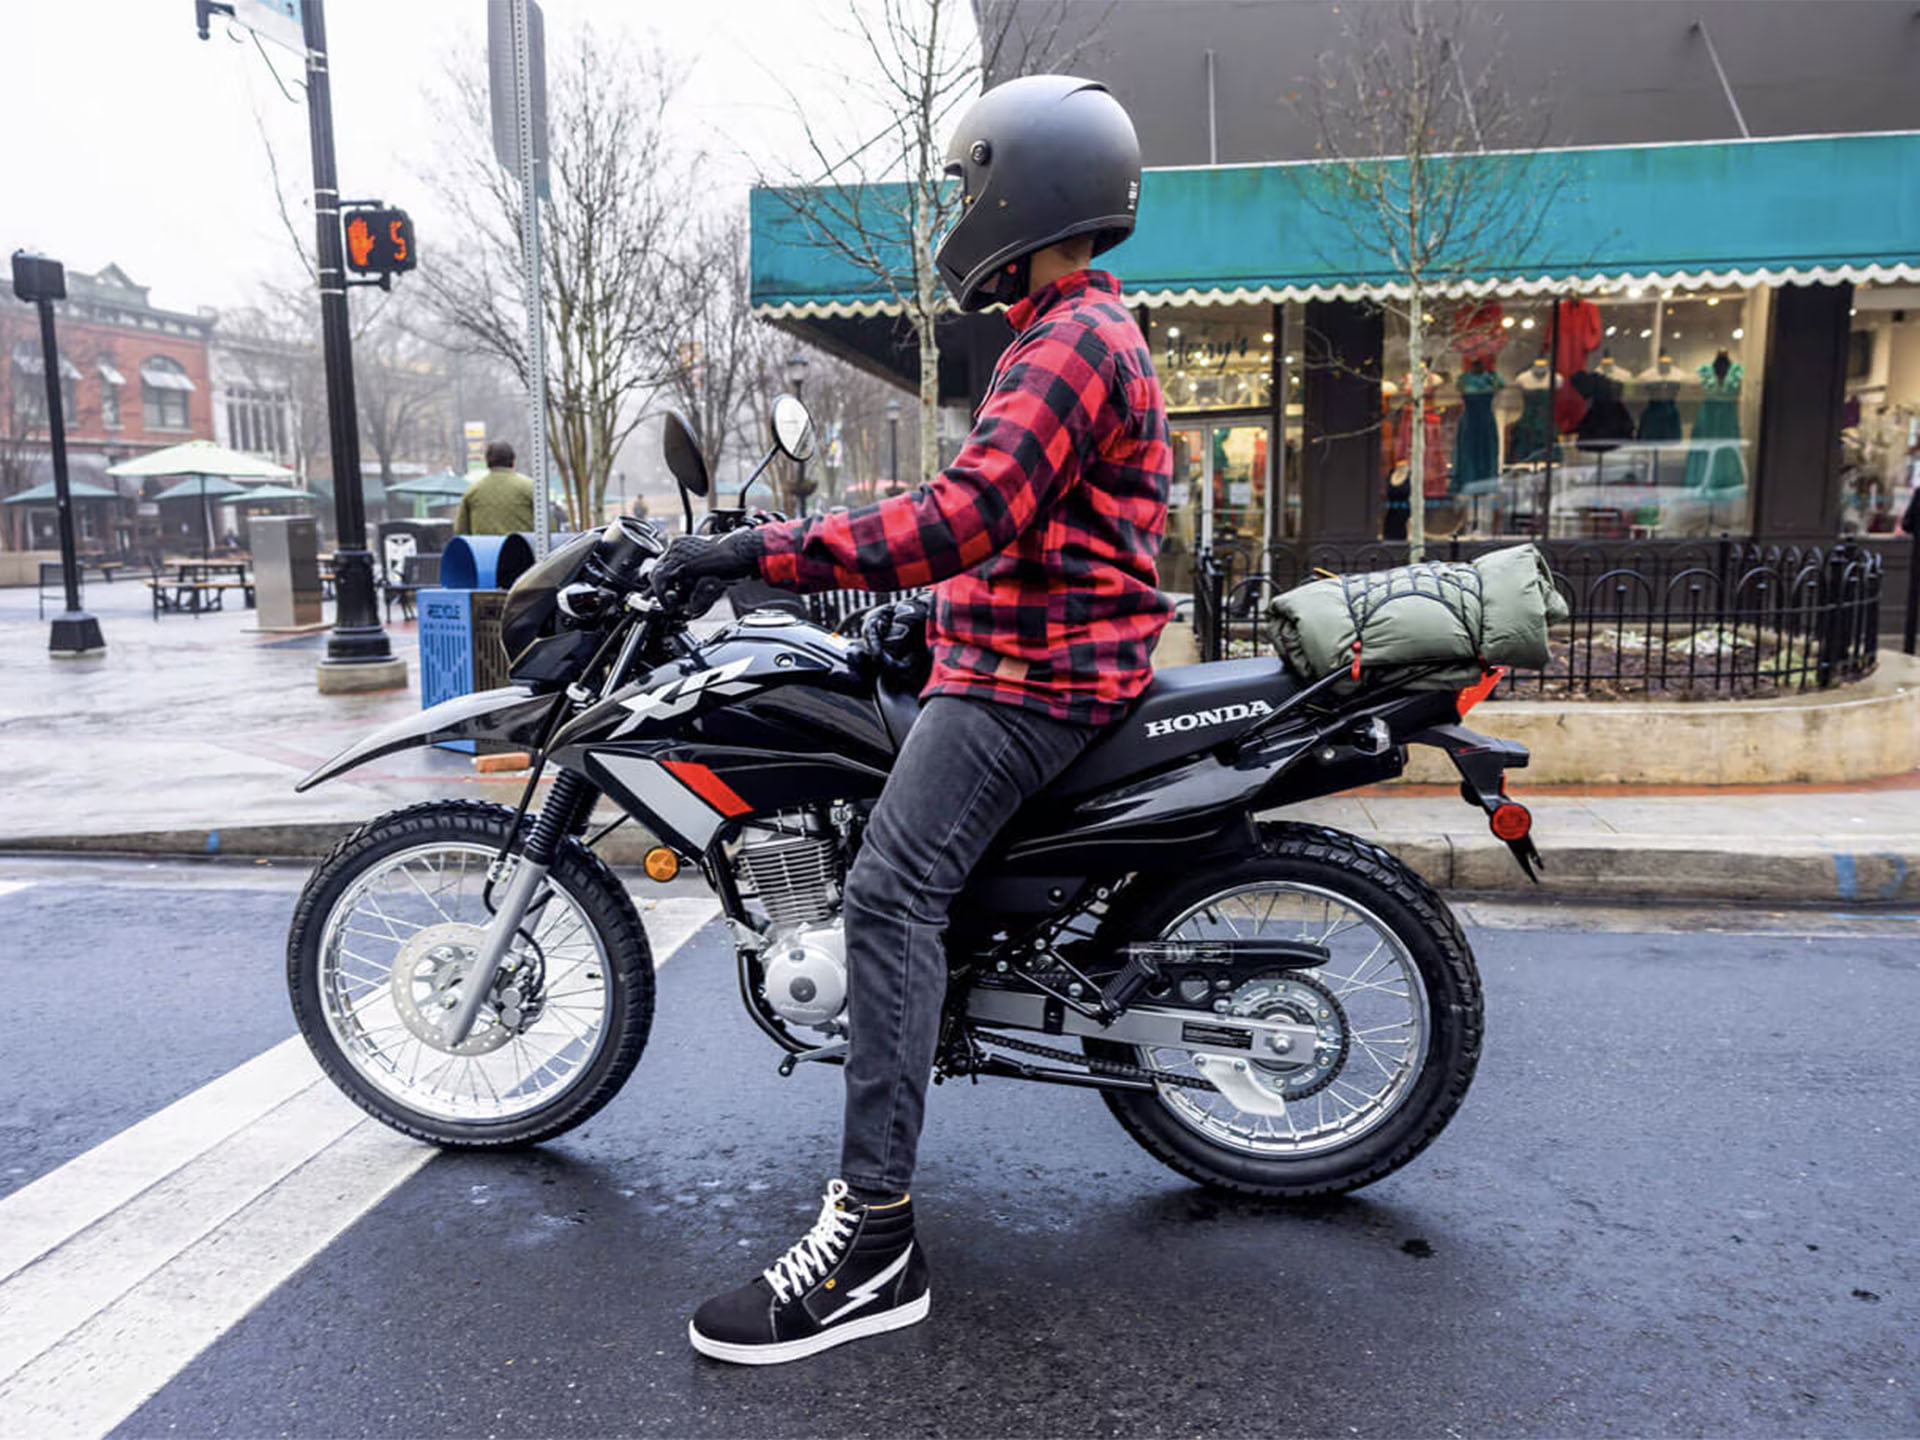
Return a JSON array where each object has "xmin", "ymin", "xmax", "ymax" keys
[
  {"xmin": 770, "ymin": 394, "xmax": 816, "ymax": 463},
  {"xmin": 661, "ymin": 411, "xmax": 710, "ymax": 498}
]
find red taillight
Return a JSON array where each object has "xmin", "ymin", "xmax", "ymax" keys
[
  {"xmin": 1456, "ymin": 666, "xmax": 1507, "ymax": 718},
  {"xmin": 1489, "ymin": 801, "xmax": 1532, "ymax": 842}
]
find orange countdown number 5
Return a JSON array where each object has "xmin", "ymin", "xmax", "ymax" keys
[{"xmin": 388, "ymin": 220, "xmax": 408, "ymax": 264}]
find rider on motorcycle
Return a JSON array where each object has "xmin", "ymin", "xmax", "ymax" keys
[{"xmin": 652, "ymin": 75, "xmax": 1171, "ymax": 1365}]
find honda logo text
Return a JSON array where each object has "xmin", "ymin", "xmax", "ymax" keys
[{"xmin": 1143, "ymin": 700, "xmax": 1273, "ymax": 738}]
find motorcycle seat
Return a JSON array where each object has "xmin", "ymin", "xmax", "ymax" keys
[{"xmin": 1045, "ymin": 656, "xmax": 1297, "ymax": 799}]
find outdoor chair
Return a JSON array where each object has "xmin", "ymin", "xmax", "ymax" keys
[{"xmin": 384, "ymin": 551, "xmax": 442, "ymax": 622}]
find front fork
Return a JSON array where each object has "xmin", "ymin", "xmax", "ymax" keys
[{"xmin": 441, "ymin": 768, "xmax": 599, "ymax": 1046}]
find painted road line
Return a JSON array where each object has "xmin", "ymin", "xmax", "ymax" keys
[
  {"xmin": 0, "ymin": 1037, "xmax": 320, "ymax": 1286},
  {"xmin": 0, "ymin": 881, "xmax": 35, "ymax": 900},
  {"xmin": 0, "ymin": 1121, "xmax": 428, "ymax": 1440},
  {"xmin": 0, "ymin": 900, "xmax": 721, "ymax": 1440}
]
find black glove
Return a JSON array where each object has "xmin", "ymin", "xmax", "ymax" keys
[
  {"xmin": 858, "ymin": 596, "xmax": 931, "ymax": 683},
  {"xmin": 649, "ymin": 530, "xmax": 763, "ymax": 615}
]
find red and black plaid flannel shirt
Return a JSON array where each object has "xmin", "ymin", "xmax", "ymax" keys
[{"xmin": 757, "ymin": 269, "xmax": 1172, "ymax": 725}]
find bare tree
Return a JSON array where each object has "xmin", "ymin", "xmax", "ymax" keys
[
  {"xmin": 1298, "ymin": 0, "xmax": 1562, "ymax": 559},
  {"xmin": 419, "ymin": 31, "xmax": 690, "ymax": 530},
  {"xmin": 656, "ymin": 213, "xmax": 774, "ymax": 505},
  {"xmin": 761, "ymin": 0, "xmax": 1088, "ymax": 487}
]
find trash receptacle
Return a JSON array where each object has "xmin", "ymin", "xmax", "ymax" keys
[
  {"xmin": 419, "ymin": 531, "xmax": 550, "ymax": 752},
  {"xmin": 437, "ymin": 532, "xmax": 539, "ymax": 590},
  {"xmin": 250, "ymin": 515, "xmax": 323, "ymax": 630}
]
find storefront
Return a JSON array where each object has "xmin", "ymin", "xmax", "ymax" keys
[{"xmin": 751, "ymin": 130, "xmax": 1920, "ymax": 613}]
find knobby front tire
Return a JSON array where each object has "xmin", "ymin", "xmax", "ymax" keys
[{"xmin": 287, "ymin": 800, "xmax": 654, "ymax": 1149}]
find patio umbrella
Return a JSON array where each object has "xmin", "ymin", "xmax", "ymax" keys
[
  {"xmin": 106, "ymin": 439, "xmax": 295, "ymax": 482},
  {"xmin": 109, "ymin": 441, "xmax": 297, "ymax": 558},
  {"xmin": 231, "ymin": 484, "xmax": 311, "ymax": 503},
  {"xmin": 2, "ymin": 479, "xmax": 120, "ymax": 504},
  {"xmin": 385, "ymin": 470, "xmax": 475, "ymax": 499},
  {"xmin": 150, "ymin": 474, "xmax": 250, "ymax": 558}
]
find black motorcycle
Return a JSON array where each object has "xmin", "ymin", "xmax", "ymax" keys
[{"xmin": 287, "ymin": 395, "xmax": 1541, "ymax": 1198}]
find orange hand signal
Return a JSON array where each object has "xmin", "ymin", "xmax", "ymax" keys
[{"xmin": 346, "ymin": 216, "xmax": 375, "ymax": 269}]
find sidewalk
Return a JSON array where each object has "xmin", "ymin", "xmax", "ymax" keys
[{"xmin": 4, "ymin": 581, "xmax": 1916, "ymax": 904}]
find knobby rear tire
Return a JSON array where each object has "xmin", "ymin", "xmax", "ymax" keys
[
  {"xmin": 1087, "ymin": 823, "xmax": 1483, "ymax": 1200},
  {"xmin": 286, "ymin": 799, "xmax": 654, "ymax": 1149}
]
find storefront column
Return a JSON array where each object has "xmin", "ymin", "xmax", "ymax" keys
[
  {"xmin": 1755, "ymin": 283, "xmax": 1853, "ymax": 540},
  {"xmin": 1301, "ymin": 299, "xmax": 1384, "ymax": 542}
]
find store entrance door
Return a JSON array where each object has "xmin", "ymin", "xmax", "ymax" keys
[{"xmin": 1165, "ymin": 419, "xmax": 1273, "ymax": 593}]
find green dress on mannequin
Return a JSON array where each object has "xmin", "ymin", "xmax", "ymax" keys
[{"xmin": 1685, "ymin": 359, "xmax": 1746, "ymax": 492}]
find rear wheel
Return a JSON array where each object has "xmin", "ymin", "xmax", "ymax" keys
[
  {"xmin": 1087, "ymin": 824, "xmax": 1482, "ymax": 1198},
  {"xmin": 287, "ymin": 800, "xmax": 654, "ymax": 1148}
]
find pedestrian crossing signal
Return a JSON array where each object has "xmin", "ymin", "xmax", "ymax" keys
[{"xmin": 342, "ymin": 207, "xmax": 416, "ymax": 277}]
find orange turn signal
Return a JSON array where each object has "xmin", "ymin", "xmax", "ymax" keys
[
  {"xmin": 1489, "ymin": 802, "xmax": 1532, "ymax": 842},
  {"xmin": 643, "ymin": 847, "xmax": 681, "ymax": 882}
]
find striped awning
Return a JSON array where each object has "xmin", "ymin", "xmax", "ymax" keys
[{"xmin": 751, "ymin": 130, "xmax": 1920, "ymax": 318}]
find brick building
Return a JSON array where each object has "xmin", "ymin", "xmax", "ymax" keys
[{"xmin": 2, "ymin": 263, "xmax": 214, "ymax": 554}]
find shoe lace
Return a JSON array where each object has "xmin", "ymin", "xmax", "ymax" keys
[{"xmin": 762, "ymin": 1179, "xmax": 859, "ymax": 1304}]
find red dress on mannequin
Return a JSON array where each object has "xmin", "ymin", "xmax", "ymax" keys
[{"xmin": 1551, "ymin": 298, "xmax": 1602, "ymax": 432}]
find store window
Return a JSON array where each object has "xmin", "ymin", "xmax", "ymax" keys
[
  {"xmin": 1374, "ymin": 286, "xmax": 1764, "ymax": 541},
  {"xmin": 1147, "ymin": 303, "xmax": 1291, "ymax": 588},
  {"xmin": 141, "ymin": 355, "xmax": 194, "ymax": 430},
  {"xmin": 10, "ymin": 343, "xmax": 79, "ymax": 427},
  {"xmin": 1841, "ymin": 288, "xmax": 1920, "ymax": 537}
]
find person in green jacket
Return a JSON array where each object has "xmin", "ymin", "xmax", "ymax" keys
[{"xmin": 455, "ymin": 442, "xmax": 536, "ymax": 535}]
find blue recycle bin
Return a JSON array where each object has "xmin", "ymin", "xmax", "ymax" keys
[
  {"xmin": 437, "ymin": 531, "xmax": 538, "ymax": 590},
  {"xmin": 421, "ymin": 530, "xmax": 542, "ymax": 752}
]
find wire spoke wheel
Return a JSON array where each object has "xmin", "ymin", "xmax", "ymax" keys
[
  {"xmin": 317, "ymin": 841, "xmax": 612, "ymax": 1125},
  {"xmin": 289, "ymin": 800, "xmax": 653, "ymax": 1148},
  {"xmin": 1090, "ymin": 826, "xmax": 1481, "ymax": 1198},
  {"xmin": 1139, "ymin": 882, "xmax": 1429, "ymax": 1159}
]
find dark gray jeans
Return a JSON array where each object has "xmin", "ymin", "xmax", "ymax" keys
[{"xmin": 839, "ymin": 694, "xmax": 1095, "ymax": 1194}]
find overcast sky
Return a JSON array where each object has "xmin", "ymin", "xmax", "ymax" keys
[{"xmin": 0, "ymin": 0, "xmax": 917, "ymax": 316}]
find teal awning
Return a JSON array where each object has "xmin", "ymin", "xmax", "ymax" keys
[{"xmin": 752, "ymin": 130, "xmax": 1920, "ymax": 316}]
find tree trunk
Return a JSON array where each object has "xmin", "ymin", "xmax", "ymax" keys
[
  {"xmin": 913, "ymin": 203, "xmax": 940, "ymax": 483},
  {"xmin": 1406, "ymin": 300, "xmax": 1427, "ymax": 563}
]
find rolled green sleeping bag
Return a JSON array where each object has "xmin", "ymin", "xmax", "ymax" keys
[{"xmin": 1266, "ymin": 543, "xmax": 1568, "ymax": 689}]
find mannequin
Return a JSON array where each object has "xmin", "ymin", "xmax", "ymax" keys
[
  {"xmin": 1636, "ymin": 353, "xmax": 1684, "ymax": 442},
  {"xmin": 1451, "ymin": 360, "xmax": 1504, "ymax": 493},
  {"xmin": 1686, "ymin": 349, "xmax": 1746, "ymax": 492},
  {"xmin": 1509, "ymin": 357, "xmax": 1555, "ymax": 464},
  {"xmin": 1576, "ymin": 350, "xmax": 1634, "ymax": 445}
]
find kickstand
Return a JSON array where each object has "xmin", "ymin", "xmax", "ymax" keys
[{"xmin": 777, "ymin": 1040, "xmax": 848, "ymax": 1077}]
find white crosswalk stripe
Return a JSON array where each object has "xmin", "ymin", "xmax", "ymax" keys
[
  {"xmin": 0, "ymin": 897, "xmax": 719, "ymax": 1440},
  {"xmin": 0, "ymin": 881, "xmax": 36, "ymax": 900}
]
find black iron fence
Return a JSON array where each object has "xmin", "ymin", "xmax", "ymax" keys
[{"xmin": 1195, "ymin": 537, "xmax": 1884, "ymax": 699}]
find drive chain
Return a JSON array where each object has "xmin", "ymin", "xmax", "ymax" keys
[{"xmin": 972, "ymin": 1028, "xmax": 1215, "ymax": 1091}]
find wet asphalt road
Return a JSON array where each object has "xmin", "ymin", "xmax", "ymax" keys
[{"xmin": 1, "ymin": 859, "xmax": 1915, "ymax": 1438}]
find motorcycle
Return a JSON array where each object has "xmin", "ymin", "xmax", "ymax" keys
[{"xmin": 286, "ymin": 394, "xmax": 1542, "ymax": 1197}]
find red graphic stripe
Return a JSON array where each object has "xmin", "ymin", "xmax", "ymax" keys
[{"xmin": 661, "ymin": 760, "xmax": 753, "ymax": 818}]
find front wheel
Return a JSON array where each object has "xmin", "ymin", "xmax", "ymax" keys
[
  {"xmin": 1088, "ymin": 824, "xmax": 1483, "ymax": 1199},
  {"xmin": 287, "ymin": 799, "xmax": 654, "ymax": 1148}
]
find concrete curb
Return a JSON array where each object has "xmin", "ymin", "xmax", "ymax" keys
[{"xmin": 4, "ymin": 824, "xmax": 1914, "ymax": 906}]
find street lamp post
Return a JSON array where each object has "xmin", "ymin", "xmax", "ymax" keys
[
  {"xmin": 10, "ymin": 252, "xmax": 103, "ymax": 657},
  {"xmin": 785, "ymin": 350, "xmax": 810, "ymax": 514},
  {"xmin": 887, "ymin": 396, "xmax": 902, "ymax": 497}
]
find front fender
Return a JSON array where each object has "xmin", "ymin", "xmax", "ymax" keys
[{"xmin": 294, "ymin": 686, "xmax": 558, "ymax": 792}]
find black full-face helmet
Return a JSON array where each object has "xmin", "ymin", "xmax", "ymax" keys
[{"xmin": 935, "ymin": 74, "xmax": 1141, "ymax": 313}]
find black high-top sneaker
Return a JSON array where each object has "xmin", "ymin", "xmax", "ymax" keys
[{"xmin": 689, "ymin": 1179, "xmax": 930, "ymax": 1365}]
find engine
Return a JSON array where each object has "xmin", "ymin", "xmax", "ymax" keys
[{"xmin": 730, "ymin": 811, "xmax": 851, "ymax": 1036}]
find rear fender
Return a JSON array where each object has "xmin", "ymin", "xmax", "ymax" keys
[{"xmin": 294, "ymin": 686, "xmax": 557, "ymax": 792}]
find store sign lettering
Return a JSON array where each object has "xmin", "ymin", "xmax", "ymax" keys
[{"xmin": 1165, "ymin": 334, "xmax": 1251, "ymax": 372}]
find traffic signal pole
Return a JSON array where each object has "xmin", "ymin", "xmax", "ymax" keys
[{"xmin": 299, "ymin": 0, "xmax": 401, "ymax": 687}]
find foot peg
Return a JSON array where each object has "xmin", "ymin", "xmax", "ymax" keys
[{"xmin": 777, "ymin": 1040, "xmax": 848, "ymax": 1077}]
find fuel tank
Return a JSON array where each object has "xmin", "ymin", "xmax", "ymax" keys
[{"xmin": 549, "ymin": 610, "xmax": 899, "ymax": 847}]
